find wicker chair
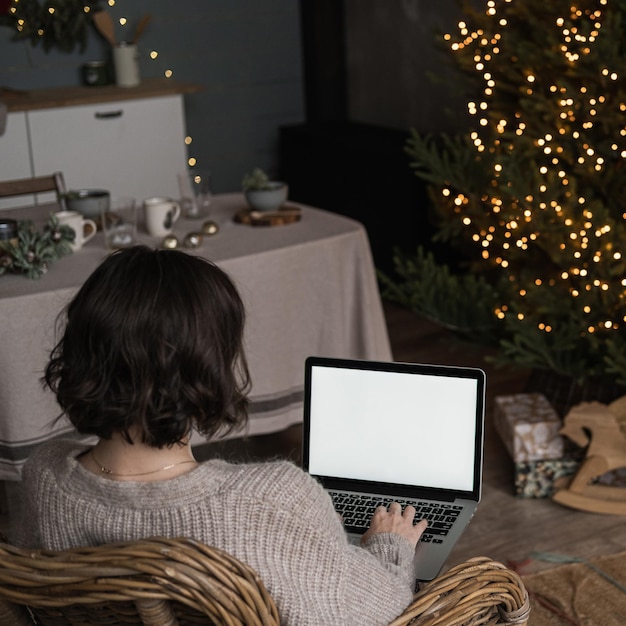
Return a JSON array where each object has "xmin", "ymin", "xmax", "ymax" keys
[{"xmin": 0, "ymin": 537, "xmax": 530, "ymax": 626}]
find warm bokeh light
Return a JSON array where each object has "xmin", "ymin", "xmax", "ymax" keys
[{"xmin": 439, "ymin": 0, "xmax": 626, "ymax": 337}]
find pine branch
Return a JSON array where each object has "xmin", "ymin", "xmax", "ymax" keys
[
  {"xmin": 398, "ymin": 0, "xmax": 626, "ymax": 386},
  {"xmin": 378, "ymin": 246, "xmax": 502, "ymax": 345},
  {"xmin": 0, "ymin": 217, "xmax": 74, "ymax": 279},
  {"xmin": 0, "ymin": 0, "xmax": 102, "ymax": 53}
]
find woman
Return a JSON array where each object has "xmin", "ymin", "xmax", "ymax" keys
[{"xmin": 17, "ymin": 246, "xmax": 426, "ymax": 625}]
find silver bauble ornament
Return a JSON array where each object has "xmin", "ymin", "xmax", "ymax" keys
[
  {"xmin": 162, "ymin": 235, "xmax": 179, "ymax": 249},
  {"xmin": 201, "ymin": 220, "xmax": 219, "ymax": 236},
  {"xmin": 183, "ymin": 232, "xmax": 203, "ymax": 249}
]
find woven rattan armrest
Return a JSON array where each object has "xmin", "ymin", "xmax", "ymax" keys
[
  {"xmin": 0, "ymin": 536, "xmax": 529, "ymax": 626},
  {"xmin": 389, "ymin": 556, "xmax": 530, "ymax": 626},
  {"xmin": 0, "ymin": 537, "xmax": 280, "ymax": 626}
]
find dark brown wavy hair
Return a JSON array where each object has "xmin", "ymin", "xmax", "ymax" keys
[{"xmin": 44, "ymin": 246, "xmax": 250, "ymax": 447}]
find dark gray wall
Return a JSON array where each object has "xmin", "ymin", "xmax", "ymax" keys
[
  {"xmin": 344, "ymin": 0, "xmax": 472, "ymax": 132},
  {"xmin": 1, "ymin": 1, "xmax": 476, "ymax": 192},
  {"xmin": 0, "ymin": 0, "xmax": 304, "ymax": 192}
]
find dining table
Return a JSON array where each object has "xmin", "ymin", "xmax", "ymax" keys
[{"xmin": 0, "ymin": 193, "xmax": 392, "ymax": 481}]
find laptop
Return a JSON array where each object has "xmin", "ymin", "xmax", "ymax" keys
[{"xmin": 303, "ymin": 356, "xmax": 485, "ymax": 581}]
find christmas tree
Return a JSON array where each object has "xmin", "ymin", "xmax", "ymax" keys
[{"xmin": 382, "ymin": 0, "xmax": 626, "ymax": 388}]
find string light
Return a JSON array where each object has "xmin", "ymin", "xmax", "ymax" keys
[
  {"xmin": 103, "ymin": 0, "xmax": 197, "ymax": 165},
  {"xmin": 440, "ymin": 0, "xmax": 626, "ymax": 335}
]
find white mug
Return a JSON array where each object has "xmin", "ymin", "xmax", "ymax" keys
[
  {"xmin": 54, "ymin": 210, "xmax": 97, "ymax": 251},
  {"xmin": 143, "ymin": 197, "xmax": 181, "ymax": 238}
]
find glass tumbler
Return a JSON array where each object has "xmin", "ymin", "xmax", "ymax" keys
[
  {"xmin": 102, "ymin": 197, "xmax": 137, "ymax": 249},
  {"xmin": 179, "ymin": 169, "xmax": 212, "ymax": 219}
]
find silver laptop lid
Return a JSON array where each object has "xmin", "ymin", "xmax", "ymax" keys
[{"xmin": 303, "ymin": 357, "xmax": 485, "ymax": 502}]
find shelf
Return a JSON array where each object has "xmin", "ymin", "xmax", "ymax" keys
[{"xmin": 1, "ymin": 78, "xmax": 203, "ymax": 112}]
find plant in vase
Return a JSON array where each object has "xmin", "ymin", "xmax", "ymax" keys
[{"xmin": 241, "ymin": 168, "xmax": 288, "ymax": 212}]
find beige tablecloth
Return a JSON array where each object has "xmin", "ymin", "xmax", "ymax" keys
[{"xmin": 0, "ymin": 194, "xmax": 391, "ymax": 479}]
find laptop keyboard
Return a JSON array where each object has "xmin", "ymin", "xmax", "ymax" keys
[{"xmin": 329, "ymin": 491, "xmax": 463, "ymax": 544}]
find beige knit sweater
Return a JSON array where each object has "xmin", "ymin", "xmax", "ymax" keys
[{"xmin": 17, "ymin": 439, "xmax": 415, "ymax": 625}]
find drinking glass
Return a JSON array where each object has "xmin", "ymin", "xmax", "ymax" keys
[
  {"xmin": 178, "ymin": 169, "xmax": 212, "ymax": 218},
  {"xmin": 102, "ymin": 197, "xmax": 137, "ymax": 249}
]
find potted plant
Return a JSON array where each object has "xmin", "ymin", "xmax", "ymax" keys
[{"xmin": 241, "ymin": 168, "xmax": 288, "ymax": 212}]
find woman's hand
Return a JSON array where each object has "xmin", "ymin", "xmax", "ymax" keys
[{"xmin": 360, "ymin": 502, "xmax": 428, "ymax": 550}]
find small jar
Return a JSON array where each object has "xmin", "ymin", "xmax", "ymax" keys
[
  {"xmin": 0, "ymin": 218, "xmax": 18, "ymax": 250},
  {"xmin": 81, "ymin": 61, "xmax": 110, "ymax": 87}
]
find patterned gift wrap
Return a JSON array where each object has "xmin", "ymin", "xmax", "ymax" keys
[
  {"xmin": 514, "ymin": 458, "xmax": 579, "ymax": 498},
  {"xmin": 515, "ymin": 458, "xmax": 626, "ymax": 498},
  {"xmin": 494, "ymin": 393, "xmax": 564, "ymax": 462}
]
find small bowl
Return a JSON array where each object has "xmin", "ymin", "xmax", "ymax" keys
[
  {"xmin": 244, "ymin": 182, "xmax": 288, "ymax": 212},
  {"xmin": 65, "ymin": 189, "xmax": 110, "ymax": 220}
]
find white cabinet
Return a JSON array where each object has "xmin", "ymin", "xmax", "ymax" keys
[
  {"xmin": 0, "ymin": 81, "xmax": 197, "ymax": 211},
  {"xmin": 0, "ymin": 112, "xmax": 35, "ymax": 209},
  {"xmin": 28, "ymin": 95, "xmax": 188, "ymax": 202}
]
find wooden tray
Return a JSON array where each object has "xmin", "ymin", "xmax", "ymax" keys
[{"xmin": 234, "ymin": 204, "xmax": 302, "ymax": 227}]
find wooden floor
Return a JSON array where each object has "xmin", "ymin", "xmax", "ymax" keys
[{"xmin": 4, "ymin": 301, "xmax": 626, "ymax": 573}]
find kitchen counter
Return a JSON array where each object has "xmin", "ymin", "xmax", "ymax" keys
[{"xmin": 1, "ymin": 78, "xmax": 202, "ymax": 112}]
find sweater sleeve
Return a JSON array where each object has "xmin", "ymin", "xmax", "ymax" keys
[
  {"xmin": 241, "ymin": 462, "xmax": 415, "ymax": 624},
  {"xmin": 360, "ymin": 532, "xmax": 416, "ymax": 584},
  {"xmin": 276, "ymin": 464, "xmax": 415, "ymax": 577},
  {"xmin": 11, "ymin": 439, "xmax": 88, "ymax": 549},
  {"xmin": 12, "ymin": 450, "xmax": 43, "ymax": 548}
]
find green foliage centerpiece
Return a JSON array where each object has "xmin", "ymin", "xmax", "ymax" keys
[
  {"xmin": 381, "ymin": 0, "xmax": 626, "ymax": 389},
  {"xmin": 0, "ymin": 215, "xmax": 74, "ymax": 279}
]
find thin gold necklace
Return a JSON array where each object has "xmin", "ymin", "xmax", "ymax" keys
[{"xmin": 90, "ymin": 449, "xmax": 197, "ymax": 477}]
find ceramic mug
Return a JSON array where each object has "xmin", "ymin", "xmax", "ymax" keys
[
  {"xmin": 143, "ymin": 197, "xmax": 181, "ymax": 238},
  {"xmin": 54, "ymin": 210, "xmax": 97, "ymax": 251}
]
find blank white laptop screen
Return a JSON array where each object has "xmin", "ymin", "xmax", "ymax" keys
[{"xmin": 307, "ymin": 366, "xmax": 479, "ymax": 492}]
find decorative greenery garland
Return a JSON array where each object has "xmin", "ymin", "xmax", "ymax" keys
[
  {"xmin": 0, "ymin": 215, "xmax": 75, "ymax": 279},
  {"xmin": 0, "ymin": 0, "xmax": 102, "ymax": 53}
]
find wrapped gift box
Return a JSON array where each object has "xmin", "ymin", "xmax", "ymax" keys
[
  {"xmin": 515, "ymin": 459, "xmax": 626, "ymax": 498},
  {"xmin": 515, "ymin": 458, "xmax": 579, "ymax": 498},
  {"xmin": 494, "ymin": 393, "xmax": 564, "ymax": 462}
]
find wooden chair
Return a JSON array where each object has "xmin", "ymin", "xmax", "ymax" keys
[
  {"xmin": 0, "ymin": 172, "xmax": 66, "ymax": 210},
  {"xmin": 0, "ymin": 537, "xmax": 530, "ymax": 625},
  {"xmin": 0, "ymin": 172, "xmax": 66, "ymax": 199}
]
